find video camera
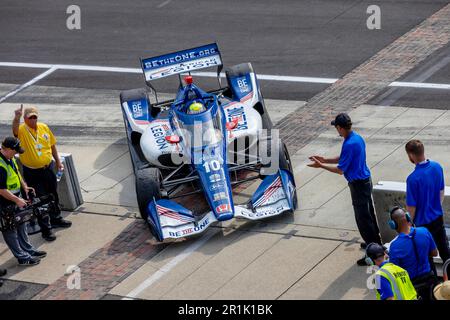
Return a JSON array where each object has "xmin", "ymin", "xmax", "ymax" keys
[{"xmin": 0, "ymin": 194, "xmax": 55, "ymax": 231}]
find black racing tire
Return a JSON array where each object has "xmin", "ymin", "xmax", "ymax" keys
[{"xmin": 135, "ymin": 167, "xmax": 162, "ymax": 221}]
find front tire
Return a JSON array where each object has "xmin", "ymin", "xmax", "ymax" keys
[{"xmin": 135, "ymin": 167, "xmax": 162, "ymax": 220}]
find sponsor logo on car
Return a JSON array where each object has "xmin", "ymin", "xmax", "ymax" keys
[
  {"xmin": 168, "ymin": 217, "xmax": 210, "ymax": 238},
  {"xmin": 150, "ymin": 125, "xmax": 169, "ymax": 150},
  {"xmin": 237, "ymin": 76, "xmax": 250, "ymax": 93},
  {"xmin": 241, "ymin": 204, "xmax": 286, "ymax": 218},
  {"xmin": 226, "ymin": 106, "xmax": 248, "ymax": 131},
  {"xmin": 143, "ymin": 46, "xmax": 219, "ymax": 69},
  {"xmin": 131, "ymin": 101, "xmax": 143, "ymax": 118},
  {"xmin": 146, "ymin": 57, "xmax": 221, "ymax": 80},
  {"xmin": 213, "ymin": 192, "xmax": 227, "ymax": 201},
  {"xmin": 210, "ymin": 183, "xmax": 224, "ymax": 191},
  {"xmin": 209, "ymin": 173, "xmax": 222, "ymax": 183},
  {"xmin": 216, "ymin": 204, "xmax": 231, "ymax": 213}
]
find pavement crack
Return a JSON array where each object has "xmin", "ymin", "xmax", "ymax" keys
[{"xmin": 275, "ymin": 241, "xmax": 344, "ymax": 300}]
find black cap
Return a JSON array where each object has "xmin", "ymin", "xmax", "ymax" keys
[
  {"xmin": 331, "ymin": 113, "xmax": 352, "ymax": 127},
  {"xmin": 366, "ymin": 243, "xmax": 386, "ymax": 261},
  {"xmin": 1, "ymin": 137, "xmax": 24, "ymax": 154}
]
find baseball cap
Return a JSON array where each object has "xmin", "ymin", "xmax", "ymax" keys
[
  {"xmin": 331, "ymin": 113, "xmax": 352, "ymax": 127},
  {"xmin": 24, "ymin": 106, "xmax": 39, "ymax": 119},
  {"xmin": 1, "ymin": 137, "xmax": 25, "ymax": 154},
  {"xmin": 433, "ymin": 281, "xmax": 450, "ymax": 300},
  {"xmin": 366, "ymin": 243, "xmax": 386, "ymax": 261}
]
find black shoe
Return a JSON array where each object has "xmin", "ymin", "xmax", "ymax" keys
[
  {"xmin": 18, "ymin": 258, "xmax": 40, "ymax": 266},
  {"xmin": 0, "ymin": 269, "xmax": 7, "ymax": 277},
  {"xmin": 360, "ymin": 243, "xmax": 367, "ymax": 250},
  {"xmin": 42, "ymin": 231, "xmax": 56, "ymax": 242},
  {"xmin": 31, "ymin": 251, "xmax": 47, "ymax": 259},
  {"xmin": 357, "ymin": 257, "xmax": 369, "ymax": 266},
  {"xmin": 51, "ymin": 219, "xmax": 72, "ymax": 229}
]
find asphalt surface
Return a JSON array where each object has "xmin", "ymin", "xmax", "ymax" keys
[
  {"xmin": 370, "ymin": 42, "xmax": 450, "ymax": 109},
  {"xmin": 1, "ymin": 0, "xmax": 449, "ymax": 100}
]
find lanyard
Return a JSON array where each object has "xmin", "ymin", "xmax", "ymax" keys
[{"xmin": 25, "ymin": 125, "xmax": 39, "ymax": 143}]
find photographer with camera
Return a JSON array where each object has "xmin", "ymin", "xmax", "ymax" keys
[{"xmin": 0, "ymin": 137, "xmax": 46, "ymax": 266}]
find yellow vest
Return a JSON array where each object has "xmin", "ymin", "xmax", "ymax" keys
[
  {"xmin": 376, "ymin": 263, "xmax": 417, "ymax": 300},
  {"xmin": 0, "ymin": 157, "xmax": 22, "ymax": 193}
]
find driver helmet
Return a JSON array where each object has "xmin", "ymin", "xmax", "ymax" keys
[{"xmin": 187, "ymin": 101, "xmax": 206, "ymax": 114}]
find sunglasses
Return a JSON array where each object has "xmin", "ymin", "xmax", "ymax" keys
[{"xmin": 28, "ymin": 116, "xmax": 38, "ymax": 120}]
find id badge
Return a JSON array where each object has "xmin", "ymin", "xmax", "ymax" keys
[{"xmin": 37, "ymin": 151, "xmax": 42, "ymax": 157}]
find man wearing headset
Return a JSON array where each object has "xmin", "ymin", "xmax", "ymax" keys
[
  {"xmin": 388, "ymin": 206, "xmax": 438, "ymax": 300},
  {"xmin": 366, "ymin": 242, "xmax": 417, "ymax": 300}
]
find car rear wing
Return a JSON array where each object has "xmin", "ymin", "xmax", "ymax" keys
[{"xmin": 140, "ymin": 43, "xmax": 223, "ymax": 83}]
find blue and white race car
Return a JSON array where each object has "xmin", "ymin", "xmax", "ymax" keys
[{"xmin": 120, "ymin": 43, "xmax": 297, "ymax": 242}]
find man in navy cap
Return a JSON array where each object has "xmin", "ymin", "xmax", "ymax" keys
[
  {"xmin": 0, "ymin": 137, "xmax": 46, "ymax": 266},
  {"xmin": 308, "ymin": 113, "xmax": 382, "ymax": 266},
  {"xmin": 366, "ymin": 242, "xmax": 417, "ymax": 300}
]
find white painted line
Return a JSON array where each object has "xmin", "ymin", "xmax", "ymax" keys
[
  {"xmin": 191, "ymin": 71, "xmax": 338, "ymax": 84},
  {"xmin": 157, "ymin": 0, "xmax": 172, "ymax": 8},
  {"xmin": 0, "ymin": 62, "xmax": 141, "ymax": 74},
  {"xmin": 121, "ymin": 230, "xmax": 217, "ymax": 300},
  {"xmin": 389, "ymin": 81, "xmax": 450, "ymax": 90},
  {"xmin": 0, "ymin": 67, "xmax": 58, "ymax": 103},
  {"xmin": 1, "ymin": 61, "xmax": 450, "ymax": 89}
]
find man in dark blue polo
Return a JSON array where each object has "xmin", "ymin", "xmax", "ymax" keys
[
  {"xmin": 308, "ymin": 113, "xmax": 382, "ymax": 266},
  {"xmin": 388, "ymin": 206, "xmax": 438, "ymax": 300},
  {"xmin": 405, "ymin": 139, "xmax": 450, "ymax": 265}
]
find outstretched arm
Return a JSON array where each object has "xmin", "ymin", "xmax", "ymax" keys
[
  {"xmin": 309, "ymin": 155, "xmax": 340, "ymax": 164},
  {"xmin": 307, "ymin": 157, "xmax": 343, "ymax": 175}
]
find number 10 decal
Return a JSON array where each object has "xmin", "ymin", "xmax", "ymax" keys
[{"xmin": 203, "ymin": 159, "xmax": 221, "ymax": 173}]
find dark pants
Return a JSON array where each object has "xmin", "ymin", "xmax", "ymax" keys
[
  {"xmin": 421, "ymin": 215, "xmax": 450, "ymax": 266},
  {"xmin": 412, "ymin": 271, "xmax": 437, "ymax": 301},
  {"xmin": 348, "ymin": 178, "xmax": 382, "ymax": 245},
  {"xmin": 22, "ymin": 162, "xmax": 62, "ymax": 234}
]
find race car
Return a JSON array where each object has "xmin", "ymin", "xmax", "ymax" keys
[{"xmin": 120, "ymin": 43, "xmax": 297, "ymax": 242}]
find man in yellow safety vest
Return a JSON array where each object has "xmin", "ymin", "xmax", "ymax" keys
[
  {"xmin": 366, "ymin": 242, "xmax": 417, "ymax": 300},
  {"xmin": 0, "ymin": 137, "xmax": 47, "ymax": 266}
]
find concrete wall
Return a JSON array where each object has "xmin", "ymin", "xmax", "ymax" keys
[{"xmin": 373, "ymin": 181, "xmax": 450, "ymax": 244}]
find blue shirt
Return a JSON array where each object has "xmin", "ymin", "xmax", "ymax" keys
[
  {"xmin": 406, "ymin": 160, "xmax": 444, "ymax": 226},
  {"xmin": 337, "ymin": 131, "xmax": 371, "ymax": 182},
  {"xmin": 377, "ymin": 261, "xmax": 394, "ymax": 300},
  {"xmin": 388, "ymin": 227, "xmax": 436, "ymax": 279}
]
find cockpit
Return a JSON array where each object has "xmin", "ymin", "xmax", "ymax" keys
[{"xmin": 170, "ymin": 76, "xmax": 224, "ymax": 151}]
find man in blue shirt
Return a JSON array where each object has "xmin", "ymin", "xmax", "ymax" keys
[
  {"xmin": 405, "ymin": 140, "xmax": 450, "ymax": 265},
  {"xmin": 388, "ymin": 206, "xmax": 438, "ymax": 300},
  {"xmin": 308, "ymin": 113, "xmax": 382, "ymax": 266}
]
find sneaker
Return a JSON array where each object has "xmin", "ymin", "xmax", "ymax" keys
[
  {"xmin": 31, "ymin": 251, "xmax": 47, "ymax": 259},
  {"xmin": 357, "ymin": 257, "xmax": 369, "ymax": 266},
  {"xmin": 0, "ymin": 269, "xmax": 7, "ymax": 277},
  {"xmin": 42, "ymin": 231, "xmax": 56, "ymax": 242},
  {"xmin": 51, "ymin": 219, "xmax": 72, "ymax": 229},
  {"xmin": 18, "ymin": 258, "xmax": 40, "ymax": 266}
]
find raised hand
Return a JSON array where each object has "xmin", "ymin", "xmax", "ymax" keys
[{"xmin": 14, "ymin": 104, "xmax": 23, "ymax": 119}]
